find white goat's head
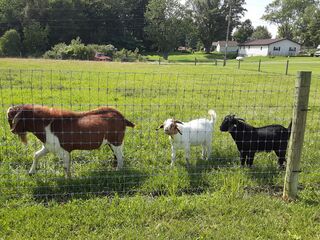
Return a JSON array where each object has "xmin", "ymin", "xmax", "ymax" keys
[{"xmin": 156, "ymin": 119, "xmax": 183, "ymax": 136}]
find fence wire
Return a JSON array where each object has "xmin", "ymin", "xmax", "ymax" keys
[{"xmin": 0, "ymin": 69, "xmax": 319, "ymax": 202}]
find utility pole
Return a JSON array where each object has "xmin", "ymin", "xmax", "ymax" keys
[{"xmin": 223, "ymin": 0, "xmax": 232, "ymax": 67}]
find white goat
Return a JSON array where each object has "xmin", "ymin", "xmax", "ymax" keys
[{"xmin": 157, "ymin": 110, "xmax": 217, "ymax": 166}]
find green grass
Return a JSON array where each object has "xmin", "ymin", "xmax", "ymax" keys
[{"xmin": 0, "ymin": 58, "xmax": 319, "ymax": 239}]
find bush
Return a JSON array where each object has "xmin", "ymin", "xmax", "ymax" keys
[
  {"xmin": 43, "ymin": 43, "xmax": 68, "ymax": 59},
  {"xmin": 44, "ymin": 37, "xmax": 95, "ymax": 60},
  {"xmin": 0, "ymin": 29, "xmax": 21, "ymax": 57},
  {"xmin": 113, "ymin": 48, "xmax": 146, "ymax": 62},
  {"xmin": 44, "ymin": 39, "xmax": 145, "ymax": 62},
  {"xmin": 87, "ymin": 44, "xmax": 116, "ymax": 57}
]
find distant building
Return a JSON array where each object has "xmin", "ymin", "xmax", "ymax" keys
[
  {"xmin": 238, "ymin": 38, "xmax": 301, "ymax": 57},
  {"xmin": 212, "ymin": 41, "xmax": 239, "ymax": 53}
]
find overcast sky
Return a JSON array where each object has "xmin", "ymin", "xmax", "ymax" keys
[{"xmin": 243, "ymin": 0, "xmax": 277, "ymax": 38}]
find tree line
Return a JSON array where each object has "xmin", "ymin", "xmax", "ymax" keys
[{"xmin": 0, "ymin": 0, "xmax": 319, "ymax": 59}]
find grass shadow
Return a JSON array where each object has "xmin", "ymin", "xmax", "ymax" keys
[{"xmin": 32, "ymin": 168, "xmax": 147, "ymax": 203}]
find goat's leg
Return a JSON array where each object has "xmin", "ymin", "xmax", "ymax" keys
[
  {"xmin": 170, "ymin": 145, "xmax": 176, "ymax": 167},
  {"xmin": 201, "ymin": 146, "xmax": 207, "ymax": 160},
  {"xmin": 29, "ymin": 145, "xmax": 48, "ymax": 175},
  {"xmin": 185, "ymin": 145, "xmax": 191, "ymax": 167},
  {"xmin": 58, "ymin": 149, "xmax": 71, "ymax": 178},
  {"xmin": 205, "ymin": 143, "xmax": 212, "ymax": 160},
  {"xmin": 111, "ymin": 144, "xmax": 124, "ymax": 170},
  {"xmin": 240, "ymin": 152, "xmax": 246, "ymax": 167},
  {"xmin": 275, "ymin": 150, "xmax": 286, "ymax": 170},
  {"xmin": 247, "ymin": 152, "xmax": 255, "ymax": 168}
]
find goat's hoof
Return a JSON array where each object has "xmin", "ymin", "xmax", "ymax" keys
[
  {"xmin": 278, "ymin": 165, "xmax": 285, "ymax": 171},
  {"xmin": 28, "ymin": 172, "xmax": 36, "ymax": 176}
]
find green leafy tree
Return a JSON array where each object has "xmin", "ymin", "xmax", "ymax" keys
[
  {"xmin": 144, "ymin": 0, "xmax": 186, "ymax": 59},
  {"xmin": 0, "ymin": 0, "xmax": 25, "ymax": 35},
  {"xmin": 23, "ymin": 21, "xmax": 49, "ymax": 56},
  {"xmin": 233, "ymin": 19, "xmax": 254, "ymax": 43},
  {"xmin": 298, "ymin": 5, "xmax": 320, "ymax": 46},
  {"xmin": 262, "ymin": 0, "xmax": 318, "ymax": 41},
  {"xmin": 0, "ymin": 29, "xmax": 21, "ymax": 56},
  {"xmin": 251, "ymin": 26, "xmax": 272, "ymax": 40},
  {"xmin": 187, "ymin": 0, "xmax": 246, "ymax": 53}
]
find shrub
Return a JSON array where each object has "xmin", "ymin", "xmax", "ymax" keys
[
  {"xmin": 0, "ymin": 29, "xmax": 21, "ymax": 57},
  {"xmin": 87, "ymin": 44, "xmax": 116, "ymax": 57},
  {"xmin": 44, "ymin": 38, "xmax": 95, "ymax": 60},
  {"xmin": 44, "ymin": 38, "xmax": 145, "ymax": 62}
]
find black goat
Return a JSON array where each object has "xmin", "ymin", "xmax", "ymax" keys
[{"xmin": 220, "ymin": 115, "xmax": 292, "ymax": 168}]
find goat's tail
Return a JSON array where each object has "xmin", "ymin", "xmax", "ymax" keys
[
  {"xmin": 208, "ymin": 109, "xmax": 217, "ymax": 125},
  {"xmin": 125, "ymin": 119, "xmax": 135, "ymax": 128}
]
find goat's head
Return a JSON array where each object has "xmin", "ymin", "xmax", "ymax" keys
[
  {"xmin": 7, "ymin": 105, "xmax": 28, "ymax": 144},
  {"xmin": 220, "ymin": 114, "xmax": 245, "ymax": 133},
  {"xmin": 156, "ymin": 119, "xmax": 183, "ymax": 136}
]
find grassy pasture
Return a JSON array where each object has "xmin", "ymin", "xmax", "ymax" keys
[{"xmin": 0, "ymin": 58, "xmax": 320, "ymax": 239}]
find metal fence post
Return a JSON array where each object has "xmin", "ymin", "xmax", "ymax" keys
[
  {"xmin": 283, "ymin": 71, "xmax": 312, "ymax": 201},
  {"xmin": 258, "ymin": 59, "xmax": 261, "ymax": 72},
  {"xmin": 238, "ymin": 60, "xmax": 240, "ymax": 69}
]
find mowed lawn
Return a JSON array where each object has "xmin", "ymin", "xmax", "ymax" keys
[{"xmin": 0, "ymin": 58, "xmax": 320, "ymax": 239}]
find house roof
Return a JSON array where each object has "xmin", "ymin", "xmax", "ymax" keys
[
  {"xmin": 239, "ymin": 38, "xmax": 301, "ymax": 46},
  {"xmin": 217, "ymin": 41, "xmax": 239, "ymax": 47}
]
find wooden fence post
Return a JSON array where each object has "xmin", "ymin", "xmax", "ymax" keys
[
  {"xmin": 283, "ymin": 71, "xmax": 312, "ymax": 201},
  {"xmin": 238, "ymin": 60, "xmax": 240, "ymax": 69},
  {"xmin": 285, "ymin": 59, "xmax": 289, "ymax": 75},
  {"xmin": 258, "ymin": 59, "xmax": 261, "ymax": 72}
]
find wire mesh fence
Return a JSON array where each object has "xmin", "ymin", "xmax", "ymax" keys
[{"xmin": 0, "ymin": 69, "xmax": 319, "ymax": 202}]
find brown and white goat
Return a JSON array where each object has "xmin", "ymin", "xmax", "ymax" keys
[{"xmin": 7, "ymin": 104, "xmax": 135, "ymax": 178}]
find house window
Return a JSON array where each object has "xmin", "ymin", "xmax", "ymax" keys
[
  {"xmin": 289, "ymin": 47, "xmax": 296, "ymax": 51},
  {"xmin": 273, "ymin": 46, "xmax": 280, "ymax": 51},
  {"xmin": 260, "ymin": 46, "xmax": 263, "ymax": 50}
]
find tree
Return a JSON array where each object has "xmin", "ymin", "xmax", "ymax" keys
[
  {"xmin": 262, "ymin": 0, "xmax": 319, "ymax": 42},
  {"xmin": 0, "ymin": 0, "xmax": 25, "ymax": 35},
  {"xmin": 144, "ymin": 0, "xmax": 186, "ymax": 59},
  {"xmin": 251, "ymin": 26, "xmax": 272, "ymax": 40},
  {"xmin": 0, "ymin": 29, "xmax": 21, "ymax": 56},
  {"xmin": 233, "ymin": 19, "xmax": 254, "ymax": 43},
  {"xmin": 187, "ymin": 0, "xmax": 246, "ymax": 53},
  {"xmin": 298, "ymin": 5, "xmax": 320, "ymax": 46},
  {"xmin": 23, "ymin": 21, "xmax": 49, "ymax": 56}
]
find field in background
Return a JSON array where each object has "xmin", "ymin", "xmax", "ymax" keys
[
  {"xmin": 0, "ymin": 58, "xmax": 320, "ymax": 239},
  {"xmin": 1, "ymin": 56, "xmax": 320, "ymax": 75}
]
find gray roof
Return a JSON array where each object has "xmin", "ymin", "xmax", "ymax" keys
[
  {"xmin": 239, "ymin": 38, "xmax": 300, "ymax": 46},
  {"xmin": 212, "ymin": 41, "xmax": 239, "ymax": 47}
]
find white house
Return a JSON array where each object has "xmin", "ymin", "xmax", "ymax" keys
[
  {"xmin": 212, "ymin": 41, "xmax": 239, "ymax": 53},
  {"xmin": 238, "ymin": 38, "xmax": 301, "ymax": 57}
]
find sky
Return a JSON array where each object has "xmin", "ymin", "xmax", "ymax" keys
[{"xmin": 242, "ymin": 0, "xmax": 277, "ymax": 38}]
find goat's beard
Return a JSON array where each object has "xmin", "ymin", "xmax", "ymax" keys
[{"xmin": 18, "ymin": 133, "xmax": 28, "ymax": 145}]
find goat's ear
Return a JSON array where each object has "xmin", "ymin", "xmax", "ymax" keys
[
  {"xmin": 176, "ymin": 126, "xmax": 182, "ymax": 135},
  {"xmin": 156, "ymin": 124, "xmax": 164, "ymax": 131},
  {"xmin": 11, "ymin": 110, "xmax": 23, "ymax": 132}
]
